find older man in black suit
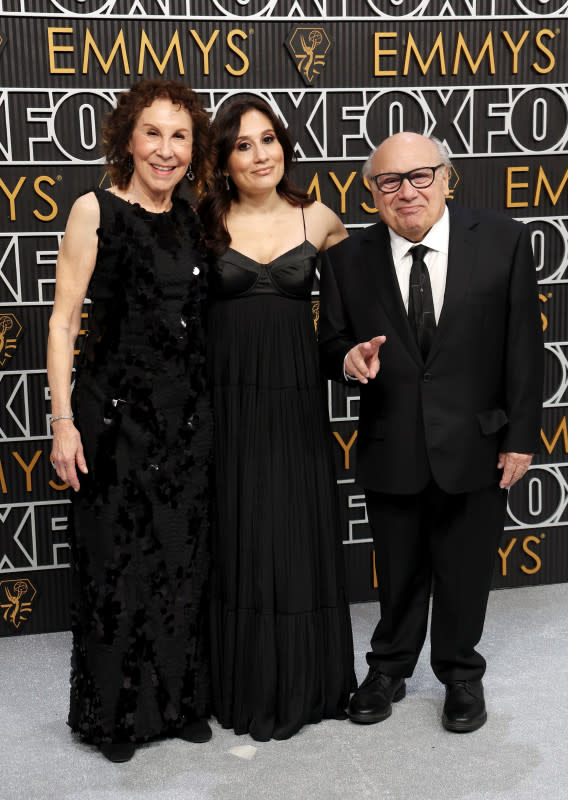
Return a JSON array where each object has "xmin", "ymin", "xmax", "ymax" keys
[{"xmin": 319, "ymin": 132, "xmax": 543, "ymax": 732}]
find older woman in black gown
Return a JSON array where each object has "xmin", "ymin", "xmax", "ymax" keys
[{"xmin": 47, "ymin": 80, "xmax": 213, "ymax": 762}]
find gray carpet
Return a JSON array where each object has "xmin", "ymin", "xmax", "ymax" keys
[{"xmin": 1, "ymin": 584, "xmax": 567, "ymax": 800}]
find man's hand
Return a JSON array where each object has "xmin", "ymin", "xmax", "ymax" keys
[
  {"xmin": 497, "ymin": 452, "xmax": 533, "ymax": 489},
  {"xmin": 345, "ymin": 335, "xmax": 387, "ymax": 384}
]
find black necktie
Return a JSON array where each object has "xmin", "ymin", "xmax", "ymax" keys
[{"xmin": 408, "ymin": 244, "xmax": 436, "ymax": 360}]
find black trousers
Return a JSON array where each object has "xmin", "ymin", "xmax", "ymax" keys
[{"xmin": 365, "ymin": 481, "xmax": 507, "ymax": 684}]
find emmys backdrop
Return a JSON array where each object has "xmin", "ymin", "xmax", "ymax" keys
[{"xmin": 1, "ymin": 0, "xmax": 567, "ymax": 635}]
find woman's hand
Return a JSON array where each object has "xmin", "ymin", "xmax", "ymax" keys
[{"xmin": 50, "ymin": 420, "xmax": 88, "ymax": 492}]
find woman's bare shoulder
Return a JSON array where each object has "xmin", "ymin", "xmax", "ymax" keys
[
  {"xmin": 304, "ymin": 200, "xmax": 348, "ymax": 250},
  {"xmin": 67, "ymin": 191, "xmax": 100, "ymax": 226}
]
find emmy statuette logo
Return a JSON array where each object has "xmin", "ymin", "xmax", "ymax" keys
[
  {"xmin": 311, "ymin": 300, "xmax": 320, "ymax": 333},
  {"xmin": 0, "ymin": 579, "xmax": 37, "ymax": 630},
  {"xmin": 285, "ymin": 27, "xmax": 332, "ymax": 86},
  {"xmin": 446, "ymin": 163, "xmax": 460, "ymax": 200},
  {"xmin": 0, "ymin": 313, "xmax": 23, "ymax": 367}
]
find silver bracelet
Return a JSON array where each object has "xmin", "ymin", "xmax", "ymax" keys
[{"xmin": 49, "ymin": 414, "xmax": 74, "ymax": 425}]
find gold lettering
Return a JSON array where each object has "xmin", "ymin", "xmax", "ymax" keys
[
  {"xmin": 534, "ymin": 166, "xmax": 568, "ymax": 207},
  {"xmin": 329, "ymin": 171, "xmax": 357, "ymax": 214},
  {"xmin": 404, "ymin": 32, "xmax": 446, "ymax": 76},
  {"xmin": 498, "ymin": 538, "xmax": 516, "ymax": 577},
  {"xmin": 521, "ymin": 535, "xmax": 542, "ymax": 574},
  {"xmin": 540, "ymin": 417, "xmax": 568, "ymax": 455},
  {"xmin": 226, "ymin": 29, "xmax": 248, "ymax": 76},
  {"xmin": 48, "ymin": 27, "xmax": 75, "ymax": 74},
  {"xmin": 361, "ymin": 176, "xmax": 378, "ymax": 215},
  {"xmin": 452, "ymin": 32, "xmax": 495, "ymax": 75},
  {"xmin": 189, "ymin": 29, "xmax": 220, "ymax": 76},
  {"xmin": 138, "ymin": 30, "xmax": 184, "ymax": 75},
  {"xmin": 12, "ymin": 451, "xmax": 42, "ymax": 493},
  {"xmin": 505, "ymin": 166, "xmax": 529, "ymax": 209},
  {"xmin": 374, "ymin": 32, "xmax": 397, "ymax": 77},
  {"xmin": 332, "ymin": 430, "xmax": 358, "ymax": 471},
  {"xmin": 539, "ymin": 293, "xmax": 548, "ymax": 333},
  {"xmin": 82, "ymin": 28, "xmax": 129, "ymax": 74},
  {"xmin": 0, "ymin": 177, "xmax": 26, "ymax": 221},
  {"xmin": 306, "ymin": 173, "xmax": 322, "ymax": 202},
  {"xmin": 501, "ymin": 30, "xmax": 530, "ymax": 74},
  {"xmin": 533, "ymin": 29, "xmax": 555, "ymax": 74},
  {"xmin": 33, "ymin": 177, "xmax": 58, "ymax": 222}
]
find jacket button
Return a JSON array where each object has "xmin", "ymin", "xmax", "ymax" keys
[{"xmin": 423, "ymin": 372, "xmax": 432, "ymax": 382}]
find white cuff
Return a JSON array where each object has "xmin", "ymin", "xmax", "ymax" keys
[{"xmin": 343, "ymin": 353, "xmax": 357, "ymax": 381}]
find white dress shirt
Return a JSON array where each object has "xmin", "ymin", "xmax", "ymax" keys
[
  {"xmin": 388, "ymin": 206, "xmax": 450, "ymax": 324},
  {"xmin": 343, "ymin": 206, "xmax": 450, "ymax": 379}
]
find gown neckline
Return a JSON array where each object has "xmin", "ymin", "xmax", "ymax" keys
[
  {"xmin": 226, "ymin": 240, "xmax": 318, "ymax": 267},
  {"xmin": 104, "ymin": 189, "xmax": 175, "ymax": 217}
]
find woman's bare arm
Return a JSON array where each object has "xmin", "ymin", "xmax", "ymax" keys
[{"xmin": 47, "ymin": 192, "xmax": 99, "ymax": 491}]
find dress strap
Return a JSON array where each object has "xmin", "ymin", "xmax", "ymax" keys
[{"xmin": 300, "ymin": 205, "xmax": 307, "ymax": 242}]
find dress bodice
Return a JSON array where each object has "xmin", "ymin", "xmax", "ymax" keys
[
  {"xmin": 210, "ymin": 240, "xmax": 319, "ymax": 300},
  {"xmin": 75, "ymin": 189, "xmax": 209, "ymax": 408}
]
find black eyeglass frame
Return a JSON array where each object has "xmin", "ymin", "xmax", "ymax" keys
[{"xmin": 370, "ymin": 163, "xmax": 447, "ymax": 193}]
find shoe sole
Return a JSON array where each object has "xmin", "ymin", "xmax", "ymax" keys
[
  {"xmin": 442, "ymin": 710, "xmax": 487, "ymax": 733},
  {"xmin": 347, "ymin": 682, "xmax": 406, "ymax": 725}
]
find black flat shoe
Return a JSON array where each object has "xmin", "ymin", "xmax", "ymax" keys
[
  {"xmin": 178, "ymin": 718, "xmax": 212, "ymax": 743},
  {"xmin": 98, "ymin": 742, "xmax": 136, "ymax": 763},
  {"xmin": 347, "ymin": 669, "xmax": 406, "ymax": 724},
  {"xmin": 442, "ymin": 680, "xmax": 487, "ymax": 733}
]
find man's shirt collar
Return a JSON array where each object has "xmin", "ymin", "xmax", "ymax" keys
[{"xmin": 388, "ymin": 206, "xmax": 450, "ymax": 263}]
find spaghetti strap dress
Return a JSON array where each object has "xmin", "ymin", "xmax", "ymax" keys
[
  {"xmin": 208, "ymin": 208, "xmax": 355, "ymax": 741},
  {"xmin": 67, "ymin": 189, "xmax": 212, "ymax": 746}
]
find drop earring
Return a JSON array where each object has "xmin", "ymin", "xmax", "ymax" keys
[
  {"xmin": 225, "ymin": 175, "xmax": 230, "ymax": 191},
  {"xmin": 186, "ymin": 163, "xmax": 195, "ymax": 182}
]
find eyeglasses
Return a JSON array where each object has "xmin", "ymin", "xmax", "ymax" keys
[{"xmin": 371, "ymin": 164, "xmax": 446, "ymax": 193}]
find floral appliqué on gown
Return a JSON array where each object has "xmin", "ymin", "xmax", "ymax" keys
[{"xmin": 67, "ymin": 190, "xmax": 213, "ymax": 745}]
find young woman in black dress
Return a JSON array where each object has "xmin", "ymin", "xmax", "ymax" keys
[{"xmin": 200, "ymin": 97, "xmax": 356, "ymax": 741}]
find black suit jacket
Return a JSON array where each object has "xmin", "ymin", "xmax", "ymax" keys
[{"xmin": 319, "ymin": 203, "xmax": 544, "ymax": 495}]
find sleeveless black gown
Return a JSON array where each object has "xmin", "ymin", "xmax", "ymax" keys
[
  {"xmin": 67, "ymin": 190, "xmax": 212, "ymax": 746},
  {"xmin": 209, "ymin": 223, "xmax": 355, "ymax": 741}
]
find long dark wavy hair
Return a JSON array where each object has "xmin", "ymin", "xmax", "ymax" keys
[
  {"xmin": 102, "ymin": 79, "xmax": 213, "ymax": 195},
  {"xmin": 198, "ymin": 96, "xmax": 313, "ymax": 254}
]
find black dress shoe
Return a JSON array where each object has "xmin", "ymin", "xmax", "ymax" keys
[
  {"xmin": 98, "ymin": 742, "xmax": 136, "ymax": 763},
  {"xmin": 347, "ymin": 669, "xmax": 406, "ymax": 724},
  {"xmin": 178, "ymin": 718, "xmax": 212, "ymax": 743},
  {"xmin": 442, "ymin": 680, "xmax": 487, "ymax": 733}
]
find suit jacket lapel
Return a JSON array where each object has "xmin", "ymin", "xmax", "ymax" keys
[
  {"xmin": 362, "ymin": 222, "xmax": 423, "ymax": 361},
  {"xmin": 426, "ymin": 204, "xmax": 479, "ymax": 363}
]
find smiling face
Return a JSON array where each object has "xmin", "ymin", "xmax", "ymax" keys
[
  {"xmin": 226, "ymin": 109, "xmax": 285, "ymax": 196},
  {"xmin": 369, "ymin": 132, "xmax": 450, "ymax": 242},
  {"xmin": 128, "ymin": 97, "xmax": 193, "ymax": 199}
]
